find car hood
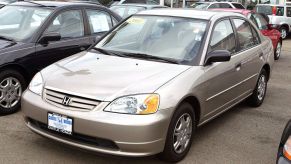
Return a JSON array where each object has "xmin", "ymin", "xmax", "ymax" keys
[{"xmin": 42, "ymin": 51, "xmax": 191, "ymax": 101}]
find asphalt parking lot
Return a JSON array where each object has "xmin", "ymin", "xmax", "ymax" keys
[{"xmin": 0, "ymin": 37, "xmax": 291, "ymax": 164}]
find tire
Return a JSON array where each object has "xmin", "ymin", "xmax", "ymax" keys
[
  {"xmin": 0, "ymin": 70, "xmax": 26, "ymax": 115},
  {"xmin": 159, "ymin": 103, "xmax": 195, "ymax": 162},
  {"xmin": 274, "ymin": 41, "xmax": 282, "ymax": 60},
  {"xmin": 280, "ymin": 27, "xmax": 288, "ymax": 39},
  {"xmin": 247, "ymin": 69, "xmax": 267, "ymax": 107}
]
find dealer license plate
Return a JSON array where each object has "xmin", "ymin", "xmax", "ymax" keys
[{"xmin": 48, "ymin": 113, "xmax": 73, "ymax": 135}]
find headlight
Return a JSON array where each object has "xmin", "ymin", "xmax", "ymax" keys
[
  {"xmin": 104, "ymin": 94, "xmax": 159, "ymax": 114},
  {"xmin": 29, "ymin": 72, "xmax": 44, "ymax": 96},
  {"xmin": 283, "ymin": 136, "xmax": 291, "ymax": 160}
]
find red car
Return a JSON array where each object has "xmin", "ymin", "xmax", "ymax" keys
[{"xmin": 212, "ymin": 9, "xmax": 282, "ymax": 60}]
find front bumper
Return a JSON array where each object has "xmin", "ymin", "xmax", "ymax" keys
[{"xmin": 22, "ymin": 90, "xmax": 173, "ymax": 157}]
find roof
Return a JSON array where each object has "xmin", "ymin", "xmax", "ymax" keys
[
  {"xmin": 210, "ymin": 8, "xmax": 251, "ymax": 16},
  {"xmin": 111, "ymin": 3, "xmax": 167, "ymax": 8},
  {"xmin": 196, "ymin": 1, "xmax": 242, "ymax": 4},
  {"xmin": 137, "ymin": 8, "xmax": 244, "ymax": 20},
  {"xmin": 10, "ymin": 1, "xmax": 101, "ymax": 8}
]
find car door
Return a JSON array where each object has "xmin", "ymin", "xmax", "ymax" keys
[
  {"xmin": 34, "ymin": 9, "xmax": 91, "ymax": 71},
  {"xmin": 251, "ymin": 13, "xmax": 280, "ymax": 48},
  {"xmin": 230, "ymin": 18, "xmax": 263, "ymax": 97},
  {"xmin": 85, "ymin": 9, "xmax": 119, "ymax": 44},
  {"xmin": 202, "ymin": 18, "xmax": 243, "ymax": 118},
  {"xmin": 286, "ymin": 7, "xmax": 291, "ymax": 32}
]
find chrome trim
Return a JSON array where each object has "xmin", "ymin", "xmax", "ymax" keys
[
  {"xmin": 206, "ymin": 73, "xmax": 258, "ymax": 102},
  {"xmin": 199, "ymin": 90, "xmax": 252, "ymax": 126},
  {"xmin": 44, "ymin": 86, "xmax": 102, "ymax": 101}
]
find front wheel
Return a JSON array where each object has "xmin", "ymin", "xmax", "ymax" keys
[
  {"xmin": 159, "ymin": 103, "xmax": 195, "ymax": 162},
  {"xmin": 247, "ymin": 69, "xmax": 267, "ymax": 107},
  {"xmin": 0, "ymin": 70, "xmax": 26, "ymax": 114},
  {"xmin": 274, "ymin": 41, "xmax": 282, "ymax": 60}
]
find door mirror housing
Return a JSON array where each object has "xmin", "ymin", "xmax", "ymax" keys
[
  {"xmin": 39, "ymin": 32, "xmax": 61, "ymax": 44},
  {"xmin": 205, "ymin": 50, "xmax": 231, "ymax": 65}
]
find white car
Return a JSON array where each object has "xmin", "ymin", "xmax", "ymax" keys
[{"xmin": 192, "ymin": 1, "xmax": 245, "ymax": 9}]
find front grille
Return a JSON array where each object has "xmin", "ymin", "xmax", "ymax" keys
[
  {"xmin": 28, "ymin": 118, "xmax": 119, "ymax": 150},
  {"xmin": 44, "ymin": 88, "xmax": 100, "ymax": 111}
]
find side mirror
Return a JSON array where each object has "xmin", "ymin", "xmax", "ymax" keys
[
  {"xmin": 205, "ymin": 50, "xmax": 231, "ymax": 65},
  {"xmin": 39, "ymin": 32, "xmax": 61, "ymax": 44}
]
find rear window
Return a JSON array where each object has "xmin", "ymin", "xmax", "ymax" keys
[
  {"xmin": 232, "ymin": 3, "xmax": 245, "ymax": 9},
  {"xmin": 256, "ymin": 5, "xmax": 284, "ymax": 16}
]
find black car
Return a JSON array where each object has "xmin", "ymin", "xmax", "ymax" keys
[
  {"xmin": 0, "ymin": 1, "xmax": 121, "ymax": 114},
  {"xmin": 277, "ymin": 120, "xmax": 291, "ymax": 164}
]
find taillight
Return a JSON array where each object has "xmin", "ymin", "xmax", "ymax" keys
[{"xmin": 272, "ymin": 6, "xmax": 277, "ymax": 15}]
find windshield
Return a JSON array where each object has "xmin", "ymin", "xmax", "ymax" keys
[
  {"xmin": 192, "ymin": 3, "xmax": 209, "ymax": 9},
  {"xmin": 0, "ymin": 6, "xmax": 52, "ymax": 41},
  {"xmin": 96, "ymin": 16, "xmax": 207, "ymax": 63}
]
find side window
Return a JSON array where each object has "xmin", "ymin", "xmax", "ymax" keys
[
  {"xmin": 208, "ymin": 3, "xmax": 220, "ymax": 9},
  {"xmin": 248, "ymin": 14, "xmax": 259, "ymax": 28},
  {"xmin": 46, "ymin": 10, "xmax": 84, "ymax": 39},
  {"xmin": 209, "ymin": 19, "xmax": 236, "ymax": 54},
  {"xmin": 253, "ymin": 13, "xmax": 268, "ymax": 30},
  {"xmin": 233, "ymin": 19, "xmax": 256, "ymax": 51},
  {"xmin": 276, "ymin": 7, "xmax": 284, "ymax": 16},
  {"xmin": 86, "ymin": 10, "xmax": 113, "ymax": 34},
  {"xmin": 287, "ymin": 7, "xmax": 291, "ymax": 17},
  {"xmin": 251, "ymin": 26, "xmax": 260, "ymax": 45},
  {"xmin": 219, "ymin": 3, "xmax": 232, "ymax": 8}
]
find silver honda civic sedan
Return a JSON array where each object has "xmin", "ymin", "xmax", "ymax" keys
[{"xmin": 22, "ymin": 9, "xmax": 274, "ymax": 162}]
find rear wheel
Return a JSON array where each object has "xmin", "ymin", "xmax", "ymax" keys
[
  {"xmin": 280, "ymin": 27, "xmax": 288, "ymax": 39},
  {"xmin": 159, "ymin": 103, "xmax": 195, "ymax": 162},
  {"xmin": 0, "ymin": 70, "xmax": 26, "ymax": 114},
  {"xmin": 274, "ymin": 41, "xmax": 282, "ymax": 60},
  {"xmin": 247, "ymin": 69, "xmax": 267, "ymax": 107}
]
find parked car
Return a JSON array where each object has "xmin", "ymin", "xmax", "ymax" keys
[
  {"xmin": 0, "ymin": 1, "xmax": 121, "ymax": 114},
  {"xmin": 22, "ymin": 9, "xmax": 274, "ymax": 162},
  {"xmin": 110, "ymin": 4, "xmax": 167, "ymax": 18},
  {"xmin": 212, "ymin": 9, "xmax": 282, "ymax": 60},
  {"xmin": 255, "ymin": 4, "xmax": 291, "ymax": 39},
  {"xmin": 277, "ymin": 120, "xmax": 291, "ymax": 164},
  {"xmin": 191, "ymin": 2, "xmax": 245, "ymax": 9}
]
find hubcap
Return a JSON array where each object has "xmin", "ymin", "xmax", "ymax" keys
[
  {"xmin": 0, "ymin": 77, "xmax": 22, "ymax": 109},
  {"xmin": 173, "ymin": 113, "xmax": 192, "ymax": 154},
  {"xmin": 281, "ymin": 29, "xmax": 287, "ymax": 39},
  {"xmin": 276, "ymin": 42, "xmax": 282, "ymax": 58},
  {"xmin": 257, "ymin": 75, "xmax": 266, "ymax": 101}
]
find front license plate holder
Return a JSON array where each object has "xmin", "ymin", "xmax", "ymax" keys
[{"xmin": 48, "ymin": 112, "xmax": 73, "ymax": 135}]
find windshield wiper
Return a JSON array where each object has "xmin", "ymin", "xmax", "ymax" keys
[
  {"xmin": 0, "ymin": 36, "xmax": 15, "ymax": 43},
  {"xmin": 91, "ymin": 47, "xmax": 126, "ymax": 58},
  {"xmin": 122, "ymin": 52, "xmax": 180, "ymax": 64}
]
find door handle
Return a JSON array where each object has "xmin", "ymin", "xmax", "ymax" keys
[{"xmin": 235, "ymin": 63, "xmax": 241, "ymax": 71}]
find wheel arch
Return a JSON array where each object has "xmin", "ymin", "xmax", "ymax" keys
[
  {"xmin": 176, "ymin": 95, "xmax": 201, "ymax": 126},
  {"xmin": 262, "ymin": 64, "xmax": 271, "ymax": 81},
  {"xmin": 280, "ymin": 24, "xmax": 289, "ymax": 32},
  {"xmin": 0, "ymin": 64, "xmax": 31, "ymax": 83}
]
